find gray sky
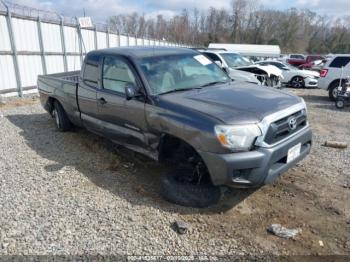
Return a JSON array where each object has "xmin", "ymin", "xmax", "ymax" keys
[{"xmin": 6, "ymin": 0, "xmax": 350, "ymax": 21}]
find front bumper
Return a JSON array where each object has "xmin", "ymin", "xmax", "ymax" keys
[
  {"xmin": 199, "ymin": 126, "xmax": 312, "ymax": 188},
  {"xmin": 305, "ymin": 77, "xmax": 318, "ymax": 88}
]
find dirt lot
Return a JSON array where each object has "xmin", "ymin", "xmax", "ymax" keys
[{"xmin": 0, "ymin": 88, "xmax": 349, "ymax": 258}]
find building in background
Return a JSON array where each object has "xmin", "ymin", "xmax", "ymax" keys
[{"xmin": 208, "ymin": 43, "xmax": 281, "ymax": 60}]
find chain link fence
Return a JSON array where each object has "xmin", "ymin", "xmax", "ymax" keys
[{"xmin": 0, "ymin": 1, "xmax": 188, "ymax": 97}]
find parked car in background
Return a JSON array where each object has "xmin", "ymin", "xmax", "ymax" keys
[
  {"xmin": 256, "ymin": 60, "xmax": 320, "ymax": 88},
  {"xmin": 298, "ymin": 55, "xmax": 326, "ymax": 71},
  {"xmin": 37, "ymin": 47, "xmax": 312, "ymax": 207},
  {"xmin": 299, "ymin": 59, "xmax": 324, "ymax": 71},
  {"xmin": 201, "ymin": 50, "xmax": 283, "ymax": 87},
  {"xmin": 287, "ymin": 54, "xmax": 325, "ymax": 68},
  {"xmin": 284, "ymin": 54, "xmax": 305, "ymax": 66},
  {"xmin": 318, "ymin": 54, "xmax": 350, "ymax": 100}
]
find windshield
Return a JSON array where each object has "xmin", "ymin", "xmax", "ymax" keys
[
  {"xmin": 283, "ymin": 62, "xmax": 298, "ymax": 70},
  {"xmin": 271, "ymin": 62, "xmax": 289, "ymax": 70},
  {"xmin": 220, "ymin": 53, "xmax": 252, "ymax": 68},
  {"xmin": 139, "ymin": 53, "xmax": 230, "ymax": 95}
]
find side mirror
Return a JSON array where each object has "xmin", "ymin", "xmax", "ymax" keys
[{"xmin": 125, "ymin": 83, "xmax": 139, "ymax": 100}]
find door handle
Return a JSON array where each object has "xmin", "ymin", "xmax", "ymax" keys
[{"xmin": 98, "ymin": 97, "xmax": 107, "ymax": 105}]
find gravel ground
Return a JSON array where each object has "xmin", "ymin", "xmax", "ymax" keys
[{"xmin": 0, "ymin": 88, "xmax": 349, "ymax": 258}]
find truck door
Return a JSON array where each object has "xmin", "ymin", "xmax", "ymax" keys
[
  {"xmin": 78, "ymin": 53, "xmax": 102, "ymax": 133},
  {"xmin": 96, "ymin": 55, "xmax": 149, "ymax": 152}
]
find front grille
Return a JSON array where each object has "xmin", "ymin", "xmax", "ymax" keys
[{"xmin": 264, "ymin": 110, "xmax": 307, "ymax": 145}]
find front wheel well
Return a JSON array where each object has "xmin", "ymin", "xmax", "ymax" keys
[
  {"xmin": 158, "ymin": 134, "xmax": 198, "ymax": 164},
  {"xmin": 290, "ymin": 75, "xmax": 304, "ymax": 81},
  {"xmin": 328, "ymin": 79, "xmax": 346, "ymax": 90},
  {"xmin": 158, "ymin": 134, "xmax": 212, "ymax": 183}
]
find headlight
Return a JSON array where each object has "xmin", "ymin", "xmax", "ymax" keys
[
  {"xmin": 300, "ymin": 98, "xmax": 308, "ymax": 113},
  {"xmin": 300, "ymin": 98, "xmax": 309, "ymax": 126},
  {"xmin": 214, "ymin": 124, "xmax": 262, "ymax": 152}
]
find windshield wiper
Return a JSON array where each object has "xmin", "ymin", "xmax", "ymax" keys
[
  {"xmin": 159, "ymin": 87, "xmax": 202, "ymax": 95},
  {"xmin": 159, "ymin": 81, "xmax": 228, "ymax": 95},
  {"xmin": 200, "ymin": 81, "xmax": 228, "ymax": 87}
]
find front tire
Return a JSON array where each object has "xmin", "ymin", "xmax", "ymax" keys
[
  {"xmin": 160, "ymin": 168, "xmax": 221, "ymax": 208},
  {"xmin": 52, "ymin": 100, "xmax": 72, "ymax": 132},
  {"xmin": 290, "ymin": 76, "xmax": 305, "ymax": 88},
  {"xmin": 335, "ymin": 98, "xmax": 345, "ymax": 109}
]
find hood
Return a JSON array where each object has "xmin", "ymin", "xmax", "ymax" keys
[
  {"xmin": 236, "ymin": 65, "xmax": 284, "ymax": 78},
  {"xmin": 228, "ymin": 68, "xmax": 261, "ymax": 84},
  {"xmin": 159, "ymin": 82, "xmax": 301, "ymax": 125},
  {"xmin": 258, "ymin": 65, "xmax": 284, "ymax": 78},
  {"xmin": 297, "ymin": 69, "xmax": 320, "ymax": 78},
  {"xmin": 254, "ymin": 64, "xmax": 284, "ymax": 78}
]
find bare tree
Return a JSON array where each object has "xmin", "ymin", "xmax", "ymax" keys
[{"xmin": 107, "ymin": 3, "xmax": 350, "ymax": 54}]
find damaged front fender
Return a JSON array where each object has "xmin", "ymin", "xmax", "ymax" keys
[{"xmin": 144, "ymin": 101, "xmax": 227, "ymax": 160}]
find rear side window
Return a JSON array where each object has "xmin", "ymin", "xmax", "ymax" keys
[
  {"xmin": 307, "ymin": 56, "xmax": 323, "ymax": 62},
  {"xmin": 329, "ymin": 57, "xmax": 350, "ymax": 68},
  {"xmin": 83, "ymin": 54, "xmax": 100, "ymax": 86}
]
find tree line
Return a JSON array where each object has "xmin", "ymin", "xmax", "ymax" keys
[{"xmin": 107, "ymin": 0, "xmax": 350, "ymax": 54}]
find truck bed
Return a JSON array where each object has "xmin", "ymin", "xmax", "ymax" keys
[
  {"xmin": 37, "ymin": 71, "xmax": 81, "ymax": 121},
  {"xmin": 39, "ymin": 70, "xmax": 80, "ymax": 84},
  {"xmin": 37, "ymin": 70, "xmax": 80, "ymax": 94}
]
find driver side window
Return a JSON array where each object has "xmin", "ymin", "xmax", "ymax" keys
[{"xmin": 102, "ymin": 56, "xmax": 136, "ymax": 93}]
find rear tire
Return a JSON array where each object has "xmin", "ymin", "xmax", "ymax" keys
[
  {"xmin": 52, "ymin": 100, "xmax": 72, "ymax": 132},
  {"xmin": 160, "ymin": 168, "xmax": 221, "ymax": 208}
]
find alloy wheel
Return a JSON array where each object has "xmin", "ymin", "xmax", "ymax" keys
[{"xmin": 292, "ymin": 77, "xmax": 304, "ymax": 88}]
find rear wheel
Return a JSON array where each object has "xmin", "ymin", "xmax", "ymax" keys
[
  {"xmin": 52, "ymin": 100, "xmax": 72, "ymax": 131},
  {"xmin": 290, "ymin": 76, "xmax": 305, "ymax": 88}
]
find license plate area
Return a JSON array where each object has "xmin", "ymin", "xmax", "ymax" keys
[{"xmin": 287, "ymin": 143, "xmax": 301, "ymax": 163}]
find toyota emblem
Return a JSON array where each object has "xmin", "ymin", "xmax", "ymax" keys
[{"xmin": 288, "ymin": 117, "xmax": 297, "ymax": 130}]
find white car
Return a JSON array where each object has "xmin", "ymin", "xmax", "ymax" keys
[
  {"xmin": 317, "ymin": 55, "xmax": 350, "ymax": 100},
  {"xmin": 257, "ymin": 61, "xmax": 319, "ymax": 88},
  {"xmin": 201, "ymin": 50, "xmax": 283, "ymax": 87}
]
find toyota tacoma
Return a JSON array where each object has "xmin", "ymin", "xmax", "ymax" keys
[{"xmin": 38, "ymin": 47, "xmax": 312, "ymax": 207}]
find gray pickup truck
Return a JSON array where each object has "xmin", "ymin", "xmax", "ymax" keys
[{"xmin": 38, "ymin": 47, "xmax": 312, "ymax": 207}]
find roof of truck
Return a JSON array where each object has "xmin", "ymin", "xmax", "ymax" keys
[{"xmin": 88, "ymin": 46, "xmax": 197, "ymax": 58}]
